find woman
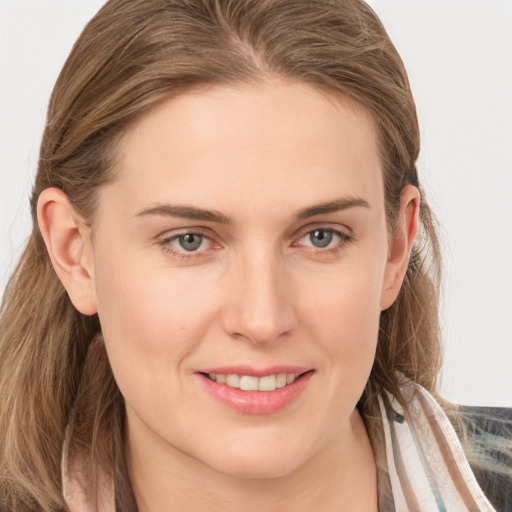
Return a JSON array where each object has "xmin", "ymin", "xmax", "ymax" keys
[{"xmin": 0, "ymin": 0, "xmax": 510, "ymax": 511}]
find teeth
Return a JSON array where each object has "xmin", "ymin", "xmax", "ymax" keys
[
  {"xmin": 277, "ymin": 373, "xmax": 287, "ymax": 388},
  {"xmin": 209, "ymin": 372, "xmax": 300, "ymax": 391},
  {"xmin": 240, "ymin": 376, "xmax": 259, "ymax": 391},
  {"xmin": 259, "ymin": 375, "xmax": 276, "ymax": 391},
  {"xmin": 226, "ymin": 374, "xmax": 240, "ymax": 388}
]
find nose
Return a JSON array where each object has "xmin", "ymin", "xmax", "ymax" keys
[{"xmin": 221, "ymin": 249, "xmax": 298, "ymax": 346}]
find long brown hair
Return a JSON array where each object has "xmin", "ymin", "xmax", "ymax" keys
[{"xmin": 0, "ymin": 0, "xmax": 441, "ymax": 509}]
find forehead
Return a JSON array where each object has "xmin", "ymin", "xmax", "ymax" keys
[{"xmin": 106, "ymin": 81, "xmax": 383, "ymax": 219}]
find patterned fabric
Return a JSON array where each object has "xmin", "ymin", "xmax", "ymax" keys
[
  {"xmin": 378, "ymin": 382, "xmax": 496, "ymax": 511},
  {"xmin": 62, "ymin": 381, "xmax": 497, "ymax": 511}
]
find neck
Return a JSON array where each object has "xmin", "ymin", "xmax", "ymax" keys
[{"xmin": 126, "ymin": 408, "xmax": 378, "ymax": 512}]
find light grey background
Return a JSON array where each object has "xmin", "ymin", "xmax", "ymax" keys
[{"xmin": 1, "ymin": 0, "xmax": 511, "ymax": 406}]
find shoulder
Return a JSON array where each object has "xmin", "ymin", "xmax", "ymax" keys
[{"xmin": 454, "ymin": 405, "xmax": 512, "ymax": 511}]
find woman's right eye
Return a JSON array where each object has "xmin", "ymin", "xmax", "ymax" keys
[
  {"xmin": 174, "ymin": 233, "xmax": 207, "ymax": 252},
  {"xmin": 159, "ymin": 232, "xmax": 217, "ymax": 258}
]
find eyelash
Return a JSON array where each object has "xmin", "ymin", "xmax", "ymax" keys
[
  {"xmin": 293, "ymin": 228, "xmax": 353, "ymax": 255},
  {"xmin": 158, "ymin": 227, "xmax": 353, "ymax": 259},
  {"xmin": 158, "ymin": 230, "xmax": 215, "ymax": 259}
]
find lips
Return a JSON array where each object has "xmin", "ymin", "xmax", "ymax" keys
[{"xmin": 196, "ymin": 367, "xmax": 314, "ymax": 414}]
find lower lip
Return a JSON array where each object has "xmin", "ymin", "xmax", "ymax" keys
[{"xmin": 197, "ymin": 371, "xmax": 314, "ymax": 415}]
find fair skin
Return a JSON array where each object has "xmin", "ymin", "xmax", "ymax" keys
[{"xmin": 38, "ymin": 81, "xmax": 419, "ymax": 511}]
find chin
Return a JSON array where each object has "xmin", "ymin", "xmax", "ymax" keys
[
  {"xmin": 197, "ymin": 433, "xmax": 312, "ymax": 480},
  {"xmin": 211, "ymin": 456, "xmax": 304, "ymax": 481}
]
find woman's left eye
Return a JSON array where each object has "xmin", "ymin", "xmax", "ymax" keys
[{"xmin": 297, "ymin": 228, "xmax": 350, "ymax": 250}]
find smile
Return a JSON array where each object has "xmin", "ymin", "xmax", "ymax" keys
[
  {"xmin": 206, "ymin": 372, "xmax": 299, "ymax": 391},
  {"xmin": 197, "ymin": 368, "xmax": 314, "ymax": 415}
]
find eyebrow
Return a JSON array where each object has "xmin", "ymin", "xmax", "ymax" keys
[
  {"xmin": 135, "ymin": 196, "xmax": 370, "ymax": 224},
  {"xmin": 295, "ymin": 197, "xmax": 370, "ymax": 220},
  {"xmin": 136, "ymin": 204, "xmax": 232, "ymax": 224}
]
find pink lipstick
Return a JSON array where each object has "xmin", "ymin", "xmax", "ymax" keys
[{"xmin": 196, "ymin": 366, "xmax": 314, "ymax": 414}]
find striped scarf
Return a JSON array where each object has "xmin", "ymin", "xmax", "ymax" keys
[{"xmin": 378, "ymin": 381, "xmax": 495, "ymax": 511}]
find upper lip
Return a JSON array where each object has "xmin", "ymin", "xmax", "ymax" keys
[{"xmin": 197, "ymin": 365, "xmax": 312, "ymax": 377}]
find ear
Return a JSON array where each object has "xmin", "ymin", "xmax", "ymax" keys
[
  {"xmin": 37, "ymin": 187, "xmax": 98, "ymax": 315},
  {"xmin": 380, "ymin": 184, "xmax": 420, "ymax": 311}
]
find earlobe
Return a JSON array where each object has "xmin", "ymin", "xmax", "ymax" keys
[
  {"xmin": 380, "ymin": 185, "xmax": 420, "ymax": 311},
  {"xmin": 37, "ymin": 188, "xmax": 98, "ymax": 315}
]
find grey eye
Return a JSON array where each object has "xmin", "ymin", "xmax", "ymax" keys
[
  {"xmin": 177, "ymin": 233, "xmax": 204, "ymax": 251},
  {"xmin": 309, "ymin": 229, "xmax": 333, "ymax": 248}
]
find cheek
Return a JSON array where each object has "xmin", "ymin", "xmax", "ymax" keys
[
  {"xmin": 324, "ymin": 280, "xmax": 381, "ymax": 363},
  {"xmin": 95, "ymin": 244, "xmax": 213, "ymax": 334},
  {"xmin": 91, "ymin": 250, "xmax": 221, "ymax": 400},
  {"xmin": 305, "ymin": 248, "xmax": 385, "ymax": 324},
  {"xmin": 301, "ymin": 252, "xmax": 386, "ymax": 378}
]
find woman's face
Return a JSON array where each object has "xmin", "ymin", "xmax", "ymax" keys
[{"xmin": 84, "ymin": 82, "xmax": 413, "ymax": 479}]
